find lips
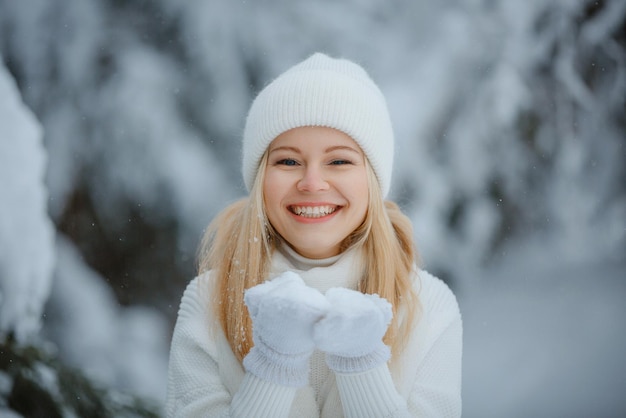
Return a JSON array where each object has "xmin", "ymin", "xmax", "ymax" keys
[{"xmin": 289, "ymin": 205, "xmax": 338, "ymax": 218}]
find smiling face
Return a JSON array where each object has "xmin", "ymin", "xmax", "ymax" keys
[{"xmin": 263, "ymin": 126, "xmax": 369, "ymax": 259}]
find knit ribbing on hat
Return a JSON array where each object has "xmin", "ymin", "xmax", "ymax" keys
[{"xmin": 242, "ymin": 53, "xmax": 394, "ymax": 198}]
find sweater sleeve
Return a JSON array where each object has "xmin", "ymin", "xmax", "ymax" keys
[
  {"xmin": 165, "ymin": 276, "xmax": 298, "ymax": 418},
  {"xmin": 334, "ymin": 364, "xmax": 410, "ymax": 418}
]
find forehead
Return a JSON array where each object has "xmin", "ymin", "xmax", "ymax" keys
[{"xmin": 269, "ymin": 126, "xmax": 362, "ymax": 153}]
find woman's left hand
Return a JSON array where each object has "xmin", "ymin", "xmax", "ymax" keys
[{"xmin": 313, "ymin": 288, "xmax": 393, "ymax": 373}]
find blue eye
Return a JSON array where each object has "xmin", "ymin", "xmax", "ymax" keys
[
  {"xmin": 277, "ymin": 159, "xmax": 298, "ymax": 166},
  {"xmin": 330, "ymin": 160, "xmax": 352, "ymax": 165}
]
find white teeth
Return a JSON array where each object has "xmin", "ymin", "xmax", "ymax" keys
[{"xmin": 291, "ymin": 205, "xmax": 337, "ymax": 218}]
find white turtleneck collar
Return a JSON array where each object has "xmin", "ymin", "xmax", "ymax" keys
[
  {"xmin": 270, "ymin": 241, "xmax": 363, "ymax": 293},
  {"xmin": 277, "ymin": 241, "xmax": 343, "ymax": 269}
]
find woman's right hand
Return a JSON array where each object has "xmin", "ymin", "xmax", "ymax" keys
[{"xmin": 243, "ymin": 271, "xmax": 329, "ymax": 387}]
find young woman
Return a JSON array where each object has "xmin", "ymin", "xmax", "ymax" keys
[{"xmin": 166, "ymin": 53, "xmax": 462, "ymax": 417}]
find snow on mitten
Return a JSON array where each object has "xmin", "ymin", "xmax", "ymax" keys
[
  {"xmin": 314, "ymin": 287, "xmax": 393, "ymax": 374},
  {"xmin": 243, "ymin": 271, "xmax": 330, "ymax": 387}
]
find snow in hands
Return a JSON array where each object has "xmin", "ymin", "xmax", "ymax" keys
[{"xmin": 246, "ymin": 271, "xmax": 394, "ymax": 354}]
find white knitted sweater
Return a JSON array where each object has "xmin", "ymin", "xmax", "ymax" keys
[{"xmin": 166, "ymin": 246, "xmax": 462, "ymax": 417}]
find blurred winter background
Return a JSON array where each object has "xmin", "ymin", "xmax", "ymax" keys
[{"xmin": 0, "ymin": 0, "xmax": 624, "ymax": 416}]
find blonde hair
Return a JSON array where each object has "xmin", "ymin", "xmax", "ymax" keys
[{"xmin": 198, "ymin": 153, "xmax": 420, "ymax": 362}]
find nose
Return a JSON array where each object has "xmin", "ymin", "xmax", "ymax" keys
[{"xmin": 297, "ymin": 165, "xmax": 329, "ymax": 192}]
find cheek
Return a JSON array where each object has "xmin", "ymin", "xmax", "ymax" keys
[
  {"xmin": 347, "ymin": 172, "xmax": 369, "ymax": 204},
  {"xmin": 263, "ymin": 186, "xmax": 276, "ymax": 213},
  {"xmin": 263, "ymin": 172, "xmax": 285, "ymax": 214},
  {"xmin": 356, "ymin": 191, "xmax": 369, "ymax": 220}
]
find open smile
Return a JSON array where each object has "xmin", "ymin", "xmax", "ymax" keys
[{"xmin": 288, "ymin": 205, "xmax": 339, "ymax": 218}]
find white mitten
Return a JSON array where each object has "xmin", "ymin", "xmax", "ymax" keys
[
  {"xmin": 243, "ymin": 271, "xmax": 330, "ymax": 387},
  {"xmin": 314, "ymin": 287, "xmax": 393, "ymax": 374}
]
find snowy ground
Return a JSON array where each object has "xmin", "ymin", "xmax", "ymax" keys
[{"xmin": 461, "ymin": 248, "xmax": 626, "ymax": 417}]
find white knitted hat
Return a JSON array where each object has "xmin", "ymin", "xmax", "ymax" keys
[{"xmin": 242, "ymin": 53, "xmax": 394, "ymax": 197}]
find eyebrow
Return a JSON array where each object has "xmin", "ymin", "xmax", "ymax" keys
[
  {"xmin": 269, "ymin": 146, "xmax": 300, "ymax": 154},
  {"xmin": 269, "ymin": 145, "xmax": 362, "ymax": 155},
  {"xmin": 325, "ymin": 145, "xmax": 362, "ymax": 155}
]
